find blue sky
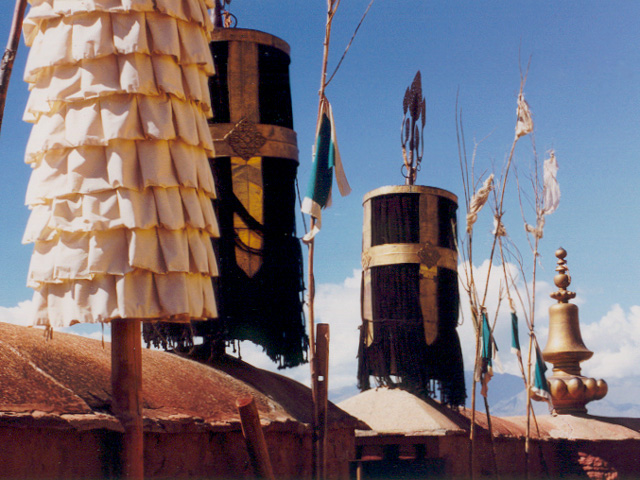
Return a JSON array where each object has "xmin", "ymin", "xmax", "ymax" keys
[{"xmin": 1, "ymin": 1, "xmax": 639, "ymax": 412}]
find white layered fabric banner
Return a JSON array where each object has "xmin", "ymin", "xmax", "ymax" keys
[{"xmin": 22, "ymin": 0, "xmax": 219, "ymax": 327}]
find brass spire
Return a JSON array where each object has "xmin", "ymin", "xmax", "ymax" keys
[{"xmin": 543, "ymin": 248, "xmax": 607, "ymax": 414}]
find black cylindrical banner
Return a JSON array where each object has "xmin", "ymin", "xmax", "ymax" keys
[
  {"xmin": 144, "ymin": 29, "xmax": 307, "ymax": 368},
  {"xmin": 359, "ymin": 185, "xmax": 465, "ymax": 405}
]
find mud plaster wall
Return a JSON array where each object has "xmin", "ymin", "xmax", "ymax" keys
[
  {"xmin": 355, "ymin": 432, "xmax": 640, "ymax": 480},
  {"xmin": 0, "ymin": 425, "xmax": 354, "ymax": 479},
  {"xmin": 422, "ymin": 434, "xmax": 640, "ymax": 479},
  {"xmin": 0, "ymin": 427, "xmax": 107, "ymax": 479}
]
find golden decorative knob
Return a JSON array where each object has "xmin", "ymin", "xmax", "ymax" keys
[{"xmin": 541, "ymin": 248, "xmax": 607, "ymax": 414}]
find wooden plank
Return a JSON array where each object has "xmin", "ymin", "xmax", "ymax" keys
[
  {"xmin": 227, "ymin": 40, "xmax": 259, "ymax": 123},
  {"xmin": 420, "ymin": 193, "xmax": 439, "ymax": 345}
]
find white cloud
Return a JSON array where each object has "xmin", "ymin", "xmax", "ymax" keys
[
  {"xmin": 580, "ymin": 304, "xmax": 640, "ymax": 379},
  {"xmin": 482, "ymin": 299, "xmax": 640, "ymax": 410},
  {"xmin": 3, "ymin": 267, "xmax": 638, "ymax": 414},
  {"xmin": 0, "ymin": 299, "xmax": 35, "ymax": 326},
  {"xmin": 313, "ymin": 269, "xmax": 362, "ymax": 390},
  {"xmin": 457, "ymin": 264, "xmax": 640, "ymax": 413},
  {"xmin": 60, "ymin": 325, "xmax": 112, "ymax": 343},
  {"xmin": 0, "ymin": 299, "xmax": 112, "ymax": 342},
  {"xmin": 235, "ymin": 269, "xmax": 362, "ymax": 394},
  {"xmin": 240, "ymin": 261, "xmax": 562, "ymax": 399},
  {"xmin": 457, "ymin": 259, "xmax": 554, "ymax": 377}
]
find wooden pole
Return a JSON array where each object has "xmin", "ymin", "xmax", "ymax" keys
[
  {"xmin": 0, "ymin": 0, "xmax": 27, "ymax": 137},
  {"xmin": 315, "ymin": 323, "xmax": 330, "ymax": 480},
  {"xmin": 236, "ymin": 396, "xmax": 275, "ymax": 480},
  {"xmin": 111, "ymin": 319, "xmax": 144, "ymax": 480}
]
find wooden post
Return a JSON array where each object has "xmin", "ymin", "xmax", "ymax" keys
[
  {"xmin": 111, "ymin": 319, "xmax": 144, "ymax": 480},
  {"xmin": 0, "ymin": 0, "xmax": 27, "ymax": 136},
  {"xmin": 315, "ymin": 323, "xmax": 330, "ymax": 480},
  {"xmin": 236, "ymin": 396, "xmax": 275, "ymax": 480}
]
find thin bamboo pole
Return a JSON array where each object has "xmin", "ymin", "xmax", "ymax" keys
[
  {"xmin": 308, "ymin": 3, "xmax": 339, "ymax": 479},
  {"xmin": 483, "ymin": 396, "xmax": 500, "ymax": 480},
  {"xmin": 525, "ymin": 231, "xmax": 541, "ymax": 474},
  {"xmin": 525, "ymin": 332, "xmax": 533, "ymax": 479},
  {"xmin": 111, "ymin": 319, "xmax": 144, "ymax": 480},
  {"xmin": 469, "ymin": 313, "xmax": 480, "ymax": 480},
  {"xmin": 0, "ymin": 0, "xmax": 27, "ymax": 136},
  {"xmin": 236, "ymin": 396, "xmax": 275, "ymax": 480}
]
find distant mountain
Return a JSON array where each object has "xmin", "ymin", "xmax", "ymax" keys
[
  {"xmin": 586, "ymin": 399, "xmax": 640, "ymax": 418},
  {"xmin": 464, "ymin": 371, "xmax": 528, "ymax": 413},
  {"xmin": 465, "ymin": 371, "xmax": 640, "ymax": 418},
  {"xmin": 331, "ymin": 373, "xmax": 529, "ymax": 411},
  {"xmin": 329, "ymin": 384, "xmax": 360, "ymax": 404},
  {"xmin": 491, "ymin": 389, "xmax": 552, "ymax": 417},
  {"xmin": 330, "ymin": 372, "xmax": 640, "ymax": 419}
]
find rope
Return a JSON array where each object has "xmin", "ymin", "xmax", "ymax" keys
[
  {"xmin": 515, "ymin": 92, "xmax": 533, "ymax": 139},
  {"xmin": 466, "ymin": 174, "xmax": 494, "ymax": 234},
  {"xmin": 295, "ymin": 177, "xmax": 309, "ymax": 236},
  {"xmin": 493, "ymin": 215, "xmax": 507, "ymax": 237},
  {"xmin": 525, "ymin": 215, "xmax": 545, "ymax": 240},
  {"xmin": 324, "ymin": 0, "xmax": 376, "ymax": 88}
]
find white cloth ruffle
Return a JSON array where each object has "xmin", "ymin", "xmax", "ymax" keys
[
  {"xmin": 24, "ymin": 0, "xmax": 213, "ymax": 57},
  {"xmin": 25, "ymin": 140, "xmax": 216, "ymax": 204},
  {"xmin": 28, "ymin": 226, "xmax": 218, "ymax": 286},
  {"xmin": 32, "ymin": 270, "xmax": 217, "ymax": 326},
  {"xmin": 25, "ymin": 53, "xmax": 212, "ymax": 121},
  {"xmin": 25, "ymin": 11, "xmax": 213, "ymax": 81},
  {"xmin": 24, "ymin": 186, "xmax": 218, "ymax": 241},
  {"xmin": 25, "ymin": 93, "xmax": 213, "ymax": 161},
  {"xmin": 23, "ymin": 0, "xmax": 218, "ymax": 327}
]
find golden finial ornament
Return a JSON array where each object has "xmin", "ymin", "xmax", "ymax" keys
[
  {"xmin": 542, "ymin": 248, "xmax": 607, "ymax": 414},
  {"xmin": 400, "ymin": 71, "xmax": 426, "ymax": 186}
]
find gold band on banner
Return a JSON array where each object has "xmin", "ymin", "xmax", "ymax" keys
[
  {"xmin": 361, "ymin": 243, "xmax": 457, "ymax": 271},
  {"xmin": 210, "ymin": 123, "xmax": 299, "ymax": 161},
  {"xmin": 362, "ymin": 184, "xmax": 457, "ymax": 205},
  {"xmin": 361, "ymin": 185, "xmax": 458, "ymax": 347},
  {"xmin": 211, "ymin": 29, "xmax": 298, "ymax": 161},
  {"xmin": 361, "ymin": 243, "xmax": 457, "ymax": 346}
]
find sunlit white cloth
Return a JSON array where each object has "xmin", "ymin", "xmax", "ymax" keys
[
  {"xmin": 542, "ymin": 150, "xmax": 560, "ymax": 215},
  {"xmin": 22, "ymin": 0, "xmax": 219, "ymax": 327}
]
